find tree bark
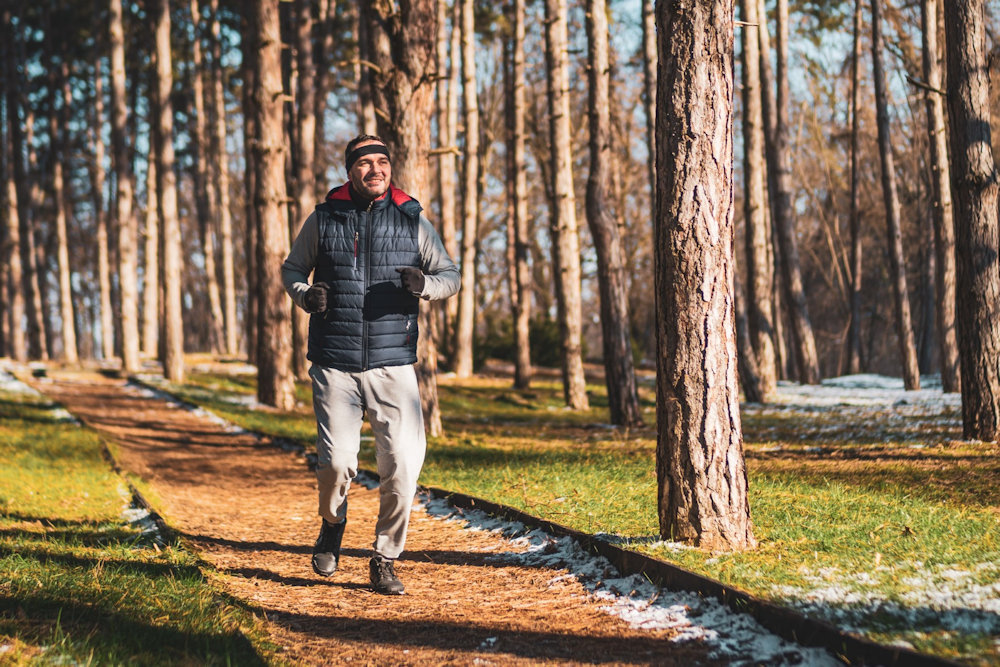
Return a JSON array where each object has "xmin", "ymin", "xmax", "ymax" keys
[
  {"xmin": 251, "ymin": 0, "xmax": 295, "ymax": 409},
  {"xmin": 363, "ymin": 0, "xmax": 443, "ymax": 435},
  {"xmin": 759, "ymin": 0, "xmax": 819, "ymax": 384},
  {"xmin": 242, "ymin": 10, "xmax": 259, "ymax": 364},
  {"xmin": 847, "ymin": 0, "xmax": 864, "ymax": 375},
  {"xmin": 110, "ymin": 0, "xmax": 140, "ymax": 371},
  {"xmin": 740, "ymin": 0, "xmax": 776, "ymax": 399},
  {"xmin": 434, "ymin": 0, "xmax": 458, "ymax": 361},
  {"xmin": 314, "ymin": 0, "xmax": 335, "ymax": 187},
  {"xmin": 452, "ymin": 0, "xmax": 478, "ymax": 378},
  {"xmin": 51, "ymin": 61, "xmax": 78, "ymax": 363},
  {"xmin": 943, "ymin": 0, "xmax": 1000, "ymax": 441},
  {"xmin": 544, "ymin": 0, "xmax": 589, "ymax": 410},
  {"xmin": 585, "ymin": 0, "xmax": 641, "ymax": 426},
  {"xmin": 90, "ymin": 51, "xmax": 115, "ymax": 362},
  {"xmin": 922, "ymin": 0, "xmax": 960, "ymax": 393},
  {"xmin": 2, "ymin": 38, "xmax": 26, "ymax": 363},
  {"xmin": 505, "ymin": 0, "xmax": 532, "ymax": 390},
  {"xmin": 655, "ymin": 0, "xmax": 756, "ymax": 551},
  {"xmin": 153, "ymin": 0, "xmax": 185, "ymax": 382},
  {"xmin": 189, "ymin": 0, "xmax": 226, "ymax": 355},
  {"xmin": 142, "ymin": 148, "xmax": 160, "ymax": 358},
  {"xmin": 356, "ymin": 3, "xmax": 377, "ymax": 135},
  {"xmin": 871, "ymin": 0, "xmax": 920, "ymax": 390},
  {"xmin": 209, "ymin": 0, "xmax": 238, "ymax": 357},
  {"xmin": 291, "ymin": 0, "xmax": 316, "ymax": 381}
]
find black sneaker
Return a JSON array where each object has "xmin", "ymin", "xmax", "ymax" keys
[
  {"xmin": 311, "ymin": 519, "xmax": 345, "ymax": 577},
  {"xmin": 369, "ymin": 556, "xmax": 405, "ymax": 595}
]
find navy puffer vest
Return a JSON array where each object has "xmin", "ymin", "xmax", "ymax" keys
[{"xmin": 307, "ymin": 183, "xmax": 421, "ymax": 372}]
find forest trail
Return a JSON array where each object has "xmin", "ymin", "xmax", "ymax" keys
[{"xmin": 34, "ymin": 370, "xmax": 717, "ymax": 666}]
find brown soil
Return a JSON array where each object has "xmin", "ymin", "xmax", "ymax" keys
[{"xmin": 35, "ymin": 370, "xmax": 718, "ymax": 666}]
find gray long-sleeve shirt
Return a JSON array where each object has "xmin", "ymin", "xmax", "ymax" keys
[{"xmin": 282, "ymin": 210, "xmax": 461, "ymax": 309}]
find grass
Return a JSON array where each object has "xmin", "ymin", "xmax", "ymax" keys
[
  {"xmin": 155, "ymin": 368, "xmax": 1000, "ymax": 665},
  {"xmin": 0, "ymin": 381, "xmax": 279, "ymax": 665}
]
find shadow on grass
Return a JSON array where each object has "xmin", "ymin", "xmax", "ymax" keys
[
  {"xmin": 0, "ymin": 595, "xmax": 265, "ymax": 665},
  {"xmin": 0, "ymin": 542, "xmax": 204, "ymax": 581}
]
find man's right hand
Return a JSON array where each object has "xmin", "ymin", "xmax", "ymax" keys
[{"xmin": 304, "ymin": 282, "xmax": 331, "ymax": 313}]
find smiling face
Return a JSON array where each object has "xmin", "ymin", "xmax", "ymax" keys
[{"xmin": 347, "ymin": 141, "xmax": 392, "ymax": 201}]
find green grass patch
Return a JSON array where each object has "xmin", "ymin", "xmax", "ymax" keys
[
  {"xmin": 165, "ymin": 369, "xmax": 1000, "ymax": 665},
  {"xmin": 0, "ymin": 382, "xmax": 278, "ymax": 665}
]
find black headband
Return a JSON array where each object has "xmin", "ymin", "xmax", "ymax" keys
[{"xmin": 346, "ymin": 144, "xmax": 391, "ymax": 171}]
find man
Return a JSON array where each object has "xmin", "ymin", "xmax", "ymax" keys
[{"xmin": 282, "ymin": 135, "xmax": 460, "ymax": 595}]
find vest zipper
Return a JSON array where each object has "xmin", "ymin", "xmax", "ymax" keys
[
  {"xmin": 353, "ymin": 230, "xmax": 358, "ymax": 270},
  {"xmin": 362, "ymin": 200, "xmax": 375, "ymax": 370}
]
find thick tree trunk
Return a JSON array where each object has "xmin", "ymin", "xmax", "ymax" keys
[
  {"xmin": 189, "ymin": 0, "xmax": 226, "ymax": 354},
  {"xmin": 314, "ymin": 0, "xmax": 335, "ymax": 186},
  {"xmin": 505, "ymin": 0, "xmax": 532, "ymax": 390},
  {"xmin": 251, "ymin": 0, "xmax": 295, "ymax": 409},
  {"xmin": 356, "ymin": 4, "xmax": 377, "ymax": 135},
  {"xmin": 142, "ymin": 151, "xmax": 160, "ymax": 358},
  {"xmin": 363, "ymin": 0, "xmax": 443, "ymax": 435},
  {"xmin": 585, "ymin": 0, "xmax": 641, "ymax": 426},
  {"xmin": 452, "ymin": 0, "xmax": 478, "ymax": 378},
  {"xmin": 943, "ymin": 0, "xmax": 1000, "ymax": 441},
  {"xmin": 51, "ymin": 62, "xmax": 78, "ymax": 363},
  {"xmin": 871, "ymin": 0, "xmax": 920, "ymax": 391},
  {"xmin": 544, "ymin": 0, "xmax": 589, "ymax": 410},
  {"xmin": 922, "ymin": 0, "xmax": 960, "ymax": 393},
  {"xmin": 153, "ymin": 0, "xmax": 185, "ymax": 382},
  {"xmin": 209, "ymin": 0, "xmax": 238, "ymax": 357},
  {"xmin": 111, "ymin": 0, "xmax": 139, "ymax": 371},
  {"xmin": 740, "ymin": 0, "xmax": 776, "ymax": 400},
  {"xmin": 655, "ymin": 0, "xmax": 756, "ymax": 551},
  {"xmin": 847, "ymin": 0, "xmax": 864, "ymax": 375},
  {"xmin": 291, "ymin": 0, "xmax": 317, "ymax": 381},
  {"xmin": 759, "ymin": 0, "xmax": 819, "ymax": 384}
]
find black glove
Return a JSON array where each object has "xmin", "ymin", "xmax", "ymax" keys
[
  {"xmin": 396, "ymin": 267, "xmax": 425, "ymax": 294},
  {"xmin": 303, "ymin": 282, "xmax": 330, "ymax": 313}
]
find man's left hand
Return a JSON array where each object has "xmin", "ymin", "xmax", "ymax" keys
[{"xmin": 396, "ymin": 267, "xmax": 425, "ymax": 294}]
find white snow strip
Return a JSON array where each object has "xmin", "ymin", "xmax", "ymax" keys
[
  {"xmin": 416, "ymin": 494, "xmax": 840, "ymax": 666},
  {"xmin": 127, "ymin": 376, "xmax": 254, "ymax": 435}
]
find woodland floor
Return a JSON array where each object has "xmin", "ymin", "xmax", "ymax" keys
[{"xmin": 32, "ymin": 369, "xmax": 728, "ymax": 666}]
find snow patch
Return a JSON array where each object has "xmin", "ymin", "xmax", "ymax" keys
[{"xmin": 417, "ymin": 494, "xmax": 840, "ymax": 665}]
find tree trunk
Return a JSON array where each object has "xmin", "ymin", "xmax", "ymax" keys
[
  {"xmin": 505, "ymin": 0, "xmax": 532, "ymax": 390},
  {"xmin": 871, "ymin": 0, "xmax": 920, "ymax": 391},
  {"xmin": 759, "ymin": 0, "xmax": 819, "ymax": 384},
  {"xmin": 291, "ymin": 0, "xmax": 316, "ymax": 381},
  {"xmin": 544, "ymin": 0, "xmax": 588, "ymax": 410},
  {"xmin": 242, "ymin": 11, "xmax": 259, "ymax": 364},
  {"xmin": 585, "ymin": 0, "xmax": 641, "ymax": 426},
  {"xmin": 847, "ymin": 0, "xmax": 863, "ymax": 375},
  {"xmin": 142, "ymin": 148, "xmax": 160, "ymax": 358},
  {"xmin": 922, "ymin": 0, "xmax": 960, "ymax": 393},
  {"xmin": 356, "ymin": 4, "xmax": 377, "ymax": 135},
  {"xmin": 641, "ymin": 0, "xmax": 656, "ymax": 200},
  {"xmin": 2, "ymin": 51, "xmax": 26, "ymax": 363},
  {"xmin": 452, "ymin": 0, "xmax": 478, "ymax": 378},
  {"xmin": 90, "ymin": 53, "xmax": 115, "ymax": 362},
  {"xmin": 153, "ymin": 0, "xmax": 185, "ymax": 382},
  {"xmin": 251, "ymin": 0, "xmax": 295, "ymax": 409},
  {"xmin": 735, "ymin": 272, "xmax": 763, "ymax": 403},
  {"xmin": 51, "ymin": 61, "xmax": 78, "ymax": 363},
  {"xmin": 6, "ymin": 22, "xmax": 46, "ymax": 362},
  {"xmin": 655, "ymin": 0, "xmax": 756, "ymax": 551},
  {"xmin": 314, "ymin": 0, "xmax": 335, "ymax": 186},
  {"xmin": 943, "ymin": 0, "xmax": 1000, "ymax": 441},
  {"xmin": 110, "ymin": 0, "xmax": 140, "ymax": 372},
  {"xmin": 740, "ymin": 0, "xmax": 776, "ymax": 400},
  {"xmin": 209, "ymin": 0, "xmax": 238, "ymax": 357},
  {"xmin": 189, "ymin": 0, "xmax": 226, "ymax": 355},
  {"xmin": 363, "ymin": 0, "xmax": 442, "ymax": 435},
  {"xmin": 435, "ymin": 0, "xmax": 458, "ymax": 362}
]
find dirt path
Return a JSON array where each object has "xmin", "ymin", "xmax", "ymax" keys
[{"xmin": 35, "ymin": 370, "xmax": 718, "ymax": 666}]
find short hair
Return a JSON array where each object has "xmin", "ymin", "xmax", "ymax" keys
[{"xmin": 345, "ymin": 134, "xmax": 386, "ymax": 165}]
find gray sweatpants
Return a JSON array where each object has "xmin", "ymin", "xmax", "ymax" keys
[{"xmin": 310, "ymin": 363, "xmax": 426, "ymax": 560}]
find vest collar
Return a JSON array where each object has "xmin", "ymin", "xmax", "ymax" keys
[{"xmin": 325, "ymin": 182, "xmax": 416, "ymax": 211}]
